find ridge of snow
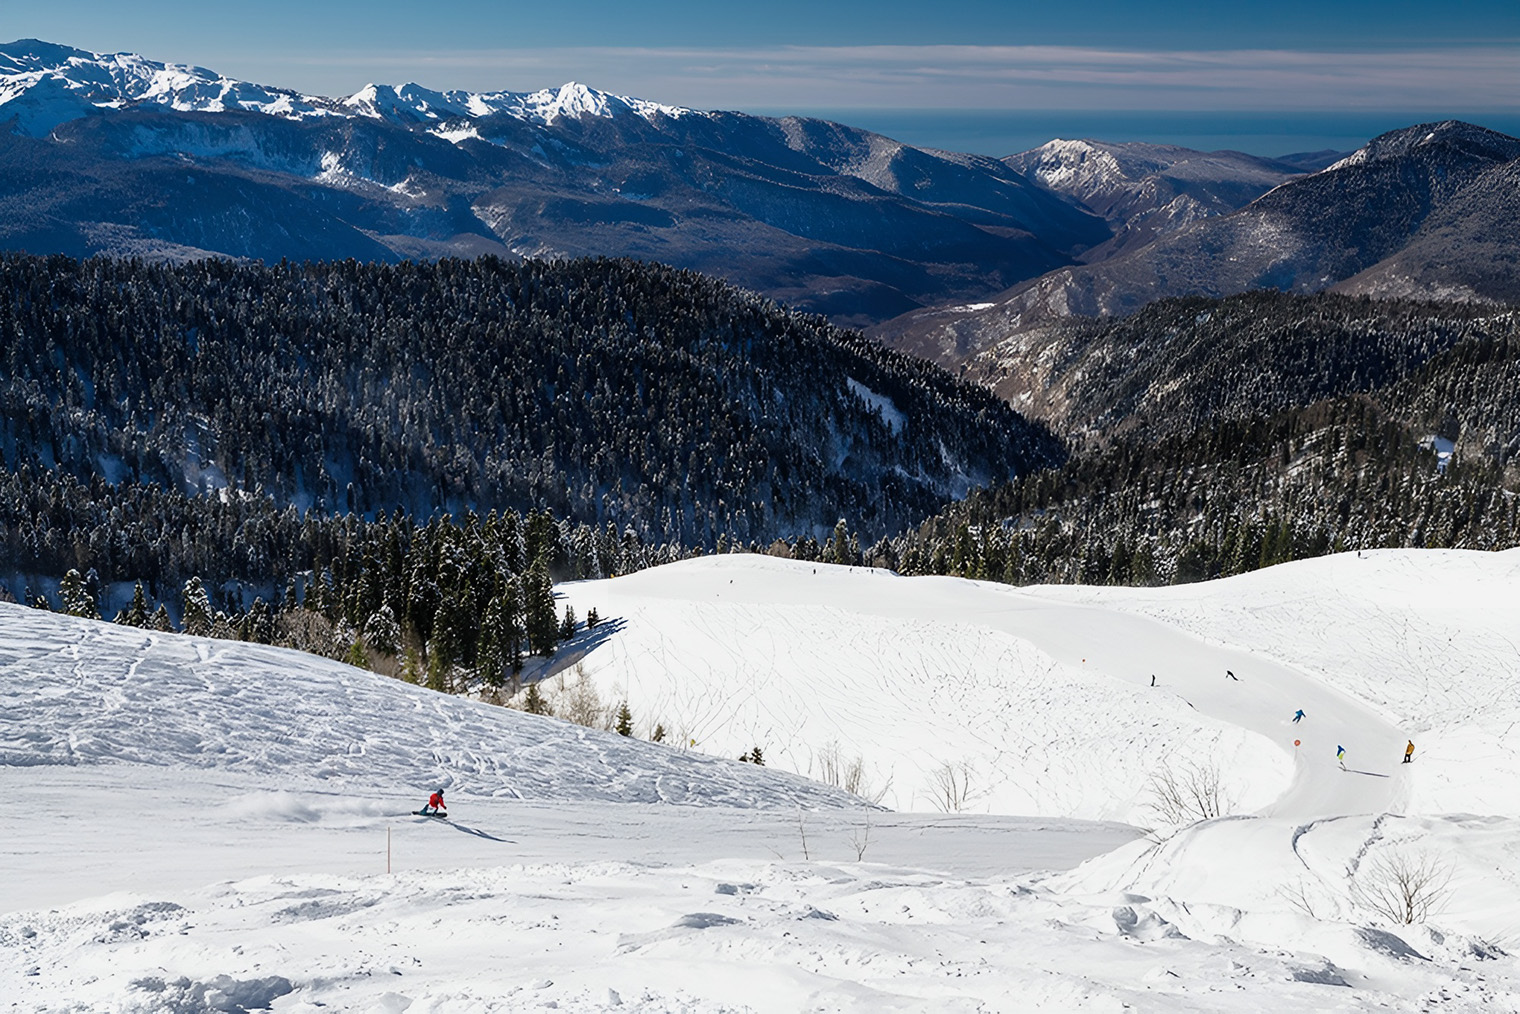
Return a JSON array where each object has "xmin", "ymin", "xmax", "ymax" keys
[
  {"xmin": 1326, "ymin": 119, "xmax": 1520, "ymax": 172},
  {"xmin": 0, "ymin": 601, "xmax": 863, "ymax": 810}
]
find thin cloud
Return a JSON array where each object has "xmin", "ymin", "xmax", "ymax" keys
[{"xmin": 248, "ymin": 44, "xmax": 1520, "ymax": 111}]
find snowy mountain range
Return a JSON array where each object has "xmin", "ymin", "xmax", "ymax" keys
[
  {"xmin": 877, "ymin": 120, "xmax": 1520, "ymax": 367},
  {"xmin": 1004, "ymin": 138, "xmax": 1341, "ymax": 260},
  {"xmin": 0, "ymin": 38, "xmax": 688, "ymax": 136},
  {"xmin": 0, "ymin": 39, "xmax": 1107, "ymax": 325}
]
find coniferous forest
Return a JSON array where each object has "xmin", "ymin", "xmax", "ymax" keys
[{"xmin": 3, "ymin": 253, "xmax": 1519, "ymax": 697}]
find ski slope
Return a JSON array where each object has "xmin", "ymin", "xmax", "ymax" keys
[
  {"xmin": 0, "ymin": 601, "xmax": 862, "ymax": 810},
  {"xmin": 6, "ymin": 551, "xmax": 1520, "ymax": 1010},
  {"xmin": 556, "ymin": 551, "xmax": 1511, "ymax": 822},
  {"xmin": 1044, "ymin": 548, "xmax": 1520, "ymax": 815}
]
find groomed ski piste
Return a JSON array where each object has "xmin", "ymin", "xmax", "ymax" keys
[{"xmin": 3, "ymin": 548, "xmax": 1519, "ymax": 1011}]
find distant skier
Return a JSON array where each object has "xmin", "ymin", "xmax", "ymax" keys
[
  {"xmin": 1226, "ymin": 670, "xmax": 1239, "ymax": 681},
  {"xmin": 1150, "ymin": 674, "xmax": 1156, "ymax": 687},
  {"xmin": 1336, "ymin": 744, "xmax": 1345, "ymax": 769},
  {"xmin": 1404, "ymin": 740, "xmax": 1415, "ymax": 764},
  {"xmin": 421, "ymin": 789, "xmax": 447, "ymax": 816},
  {"xmin": 1292, "ymin": 709, "xmax": 1305, "ymax": 723}
]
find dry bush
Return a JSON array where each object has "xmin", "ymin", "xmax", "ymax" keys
[
  {"xmin": 927, "ymin": 760, "xmax": 974, "ymax": 813},
  {"xmin": 1354, "ymin": 848, "xmax": 1452, "ymax": 925},
  {"xmin": 812, "ymin": 741, "xmax": 892, "ymax": 804},
  {"xmin": 548, "ymin": 663, "xmax": 613, "ymax": 730},
  {"xmin": 1145, "ymin": 759, "xmax": 1233, "ymax": 826}
]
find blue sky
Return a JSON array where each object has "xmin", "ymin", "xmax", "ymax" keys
[{"xmin": 13, "ymin": 1, "xmax": 1520, "ymax": 153}]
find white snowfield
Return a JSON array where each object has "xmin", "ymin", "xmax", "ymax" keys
[
  {"xmin": 558, "ymin": 551, "xmax": 1508, "ymax": 823},
  {"xmin": 4, "ymin": 549, "xmax": 1520, "ymax": 1010}
]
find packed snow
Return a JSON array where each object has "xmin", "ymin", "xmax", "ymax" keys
[{"xmin": 4, "ymin": 549, "xmax": 1520, "ymax": 1010}]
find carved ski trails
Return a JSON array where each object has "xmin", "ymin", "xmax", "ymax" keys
[
  {"xmin": 560, "ymin": 554, "xmax": 1426, "ymax": 820},
  {"xmin": 0, "ymin": 602, "xmax": 865, "ymax": 810}
]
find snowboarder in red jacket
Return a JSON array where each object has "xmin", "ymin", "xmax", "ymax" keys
[{"xmin": 422, "ymin": 790, "xmax": 446, "ymax": 816}]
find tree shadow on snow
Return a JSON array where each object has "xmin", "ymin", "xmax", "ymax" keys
[{"xmin": 519, "ymin": 617, "xmax": 627, "ymax": 685}]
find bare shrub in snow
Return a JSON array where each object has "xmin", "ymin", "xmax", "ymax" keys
[
  {"xmin": 550, "ymin": 663, "xmax": 612, "ymax": 730},
  {"xmin": 927, "ymin": 760, "xmax": 974, "ymax": 813},
  {"xmin": 849, "ymin": 812, "xmax": 874, "ymax": 861},
  {"xmin": 1279, "ymin": 878, "xmax": 1324, "ymax": 919},
  {"xmin": 1145, "ymin": 759, "xmax": 1233, "ymax": 826},
  {"xmin": 812, "ymin": 741, "xmax": 892, "ymax": 804},
  {"xmin": 1354, "ymin": 848, "xmax": 1452, "ymax": 925},
  {"xmin": 276, "ymin": 609, "xmax": 336, "ymax": 658}
]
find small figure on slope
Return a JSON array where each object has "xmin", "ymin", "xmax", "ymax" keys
[
  {"xmin": 1292, "ymin": 709, "xmax": 1305, "ymax": 724},
  {"xmin": 1336, "ymin": 744, "xmax": 1346, "ymax": 770},
  {"xmin": 421, "ymin": 789, "xmax": 447, "ymax": 817},
  {"xmin": 1226, "ymin": 670, "xmax": 1239, "ymax": 681},
  {"xmin": 1404, "ymin": 740, "xmax": 1415, "ymax": 764}
]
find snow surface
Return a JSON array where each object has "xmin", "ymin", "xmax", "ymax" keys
[
  {"xmin": 0, "ymin": 603, "xmax": 856, "ymax": 810},
  {"xmin": 5, "ymin": 549, "xmax": 1520, "ymax": 1009}
]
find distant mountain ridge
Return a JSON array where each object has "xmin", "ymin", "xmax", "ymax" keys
[
  {"xmin": 1003, "ymin": 139, "xmax": 1335, "ymax": 260},
  {"xmin": 875, "ymin": 120, "xmax": 1520, "ymax": 366},
  {"xmin": 0, "ymin": 38, "xmax": 1109, "ymax": 326},
  {"xmin": 0, "ymin": 38, "xmax": 689, "ymax": 136}
]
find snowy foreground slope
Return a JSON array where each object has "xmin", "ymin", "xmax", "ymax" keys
[
  {"xmin": 0, "ymin": 602, "xmax": 859, "ymax": 809},
  {"xmin": 6, "ymin": 553, "xmax": 1520, "ymax": 1011}
]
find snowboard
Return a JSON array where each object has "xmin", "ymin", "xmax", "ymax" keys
[{"xmin": 415, "ymin": 810, "xmax": 449, "ymax": 818}]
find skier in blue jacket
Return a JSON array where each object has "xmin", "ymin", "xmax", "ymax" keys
[{"xmin": 1292, "ymin": 709, "xmax": 1305, "ymax": 723}]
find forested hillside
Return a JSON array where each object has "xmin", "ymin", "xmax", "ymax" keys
[
  {"xmin": 962, "ymin": 291, "xmax": 1520, "ymax": 445},
  {"xmin": 0, "ymin": 254, "xmax": 1057, "ymax": 547},
  {"xmin": 0, "ymin": 463, "xmax": 683, "ymax": 692},
  {"xmin": 875, "ymin": 296, "xmax": 1520, "ymax": 585}
]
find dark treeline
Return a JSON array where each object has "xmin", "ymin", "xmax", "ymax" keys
[
  {"xmin": 5, "ymin": 460, "xmax": 689, "ymax": 693},
  {"xmin": 0, "ymin": 253, "xmax": 1057, "ymax": 547}
]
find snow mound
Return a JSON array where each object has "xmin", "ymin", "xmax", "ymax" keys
[
  {"xmin": 0, "ymin": 603, "xmax": 864, "ymax": 809},
  {"xmin": 559, "ymin": 550, "xmax": 1520, "ymax": 820},
  {"xmin": 1044, "ymin": 548, "xmax": 1520, "ymax": 815}
]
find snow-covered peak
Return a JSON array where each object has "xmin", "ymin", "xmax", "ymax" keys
[
  {"xmin": 0, "ymin": 38, "xmax": 694, "ymax": 139},
  {"xmin": 1327, "ymin": 120, "xmax": 1520, "ymax": 172},
  {"xmin": 0, "ymin": 37, "xmax": 343, "ymax": 134},
  {"xmin": 1013, "ymin": 138, "xmax": 1131, "ymax": 195}
]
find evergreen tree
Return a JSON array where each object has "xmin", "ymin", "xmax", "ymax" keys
[
  {"xmin": 181, "ymin": 576, "xmax": 213, "ymax": 636},
  {"xmin": 559, "ymin": 604, "xmax": 578, "ymax": 641},
  {"xmin": 151, "ymin": 604, "xmax": 173, "ymax": 631},
  {"xmin": 615, "ymin": 701, "xmax": 633, "ymax": 737},
  {"xmin": 524, "ymin": 559, "xmax": 559, "ymax": 656},
  {"xmin": 399, "ymin": 644, "xmax": 423, "ymax": 685},
  {"xmin": 362, "ymin": 604, "xmax": 401, "ymax": 656},
  {"xmin": 59, "ymin": 569, "xmax": 98, "ymax": 619},
  {"xmin": 523, "ymin": 680, "xmax": 549, "ymax": 715},
  {"xmin": 586, "ymin": 606, "xmax": 600, "ymax": 629},
  {"xmin": 115, "ymin": 581, "xmax": 150, "ymax": 627},
  {"xmin": 828, "ymin": 519, "xmax": 851, "ymax": 566}
]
